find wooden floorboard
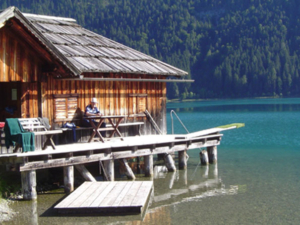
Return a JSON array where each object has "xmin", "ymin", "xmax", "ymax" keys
[
  {"xmin": 55, "ymin": 181, "xmax": 153, "ymax": 214},
  {"xmin": 55, "ymin": 182, "xmax": 91, "ymax": 208},
  {"xmin": 119, "ymin": 181, "xmax": 143, "ymax": 206},
  {"xmin": 111, "ymin": 182, "xmax": 133, "ymax": 206},
  {"xmin": 79, "ymin": 182, "xmax": 110, "ymax": 207}
]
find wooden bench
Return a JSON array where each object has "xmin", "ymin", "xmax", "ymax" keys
[{"xmin": 18, "ymin": 118, "xmax": 62, "ymax": 150}]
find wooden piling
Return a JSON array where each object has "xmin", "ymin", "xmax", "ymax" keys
[
  {"xmin": 103, "ymin": 159, "xmax": 115, "ymax": 181},
  {"xmin": 119, "ymin": 159, "xmax": 136, "ymax": 180},
  {"xmin": 63, "ymin": 166, "xmax": 74, "ymax": 193},
  {"xmin": 178, "ymin": 150, "xmax": 187, "ymax": 170},
  {"xmin": 21, "ymin": 170, "xmax": 37, "ymax": 200},
  {"xmin": 200, "ymin": 150, "xmax": 209, "ymax": 165},
  {"xmin": 144, "ymin": 155, "xmax": 153, "ymax": 177},
  {"xmin": 75, "ymin": 165, "xmax": 96, "ymax": 182},
  {"xmin": 207, "ymin": 146, "xmax": 217, "ymax": 164},
  {"xmin": 163, "ymin": 153, "xmax": 176, "ymax": 172}
]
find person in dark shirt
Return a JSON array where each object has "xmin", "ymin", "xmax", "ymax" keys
[{"xmin": 83, "ymin": 97, "xmax": 106, "ymax": 136}]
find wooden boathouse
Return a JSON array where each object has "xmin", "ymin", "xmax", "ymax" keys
[{"xmin": 0, "ymin": 6, "xmax": 238, "ymax": 205}]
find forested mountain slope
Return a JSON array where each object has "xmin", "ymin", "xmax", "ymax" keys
[{"xmin": 2, "ymin": 0, "xmax": 300, "ymax": 99}]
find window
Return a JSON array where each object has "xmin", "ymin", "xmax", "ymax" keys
[{"xmin": 53, "ymin": 94, "xmax": 79, "ymax": 121}]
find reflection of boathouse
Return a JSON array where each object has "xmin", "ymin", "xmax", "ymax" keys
[{"xmin": 0, "ymin": 6, "xmax": 236, "ymax": 204}]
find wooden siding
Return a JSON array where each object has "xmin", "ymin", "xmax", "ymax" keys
[
  {"xmin": 0, "ymin": 27, "xmax": 42, "ymax": 83},
  {"xmin": 42, "ymin": 74, "xmax": 166, "ymax": 135}
]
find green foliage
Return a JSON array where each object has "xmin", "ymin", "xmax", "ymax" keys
[
  {"xmin": 2, "ymin": 0, "xmax": 300, "ymax": 98},
  {"xmin": 0, "ymin": 174, "xmax": 20, "ymax": 198}
]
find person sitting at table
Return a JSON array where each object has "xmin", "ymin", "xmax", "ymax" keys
[{"xmin": 82, "ymin": 97, "xmax": 106, "ymax": 137}]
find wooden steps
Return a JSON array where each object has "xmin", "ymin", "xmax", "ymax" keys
[{"xmin": 55, "ymin": 181, "xmax": 153, "ymax": 214}]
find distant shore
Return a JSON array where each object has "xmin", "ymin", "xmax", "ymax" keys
[{"xmin": 166, "ymin": 96, "xmax": 286, "ymax": 103}]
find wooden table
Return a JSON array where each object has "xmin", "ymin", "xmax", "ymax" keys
[{"xmin": 86, "ymin": 115, "xmax": 125, "ymax": 142}]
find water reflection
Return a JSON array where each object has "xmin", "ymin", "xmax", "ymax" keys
[
  {"xmin": 5, "ymin": 163, "xmax": 238, "ymax": 225},
  {"xmin": 151, "ymin": 163, "xmax": 236, "ymax": 208}
]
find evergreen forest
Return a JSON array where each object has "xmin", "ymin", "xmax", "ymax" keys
[{"xmin": 2, "ymin": 0, "xmax": 300, "ymax": 99}]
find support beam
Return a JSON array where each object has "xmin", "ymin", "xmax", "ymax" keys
[
  {"xmin": 75, "ymin": 165, "xmax": 96, "ymax": 182},
  {"xmin": 200, "ymin": 150, "xmax": 209, "ymax": 165},
  {"xmin": 178, "ymin": 150, "xmax": 187, "ymax": 170},
  {"xmin": 163, "ymin": 153, "xmax": 176, "ymax": 172},
  {"xmin": 103, "ymin": 159, "xmax": 115, "ymax": 181},
  {"xmin": 63, "ymin": 166, "xmax": 74, "ymax": 193},
  {"xmin": 144, "ymin": 155, "xmax": 153, "ymax": 177},
  {"xmin": 21, "ymin": 170, "xmax": 37, "ymax": 200},
  {"xmin": 207, "ymin": 146, "xmax": 218, "ymax": 164},
  {"xmin": 119, "ymin": 159, "xmax": 136, "ymax": 180}
]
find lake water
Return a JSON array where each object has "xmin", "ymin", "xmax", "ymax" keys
[{"xmin": 4, "ymin": 98, "xmax": 300, "ymax": 224}]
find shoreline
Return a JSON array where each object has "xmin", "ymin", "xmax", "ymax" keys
[
  {"xmin": 0, "ymin": 199, "xmax": 15, "ymax": 223},
  {"xmin": 166, "ymin": 96, "xmax": 291, "ymax": 103}
]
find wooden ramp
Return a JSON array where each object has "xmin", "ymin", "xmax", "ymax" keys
[{"xmin": 55, "ymin": 181, "xmax": 153, "ymax": 214}]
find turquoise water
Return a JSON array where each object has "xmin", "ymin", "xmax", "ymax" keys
[{"xmin": 4, "ymin": 98, "xmax": 300, "ymax": 224}]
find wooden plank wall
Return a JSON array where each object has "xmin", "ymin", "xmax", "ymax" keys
[
  {"xmin": 0, "ymin": 28, "xmax": 42, "ymax": 119},
  {"xmin": 0, "ymin": 28, "xmax": 40, "ymax": 83},
  {"xmin": 42, "ymin": 74, "xmax": 167, "ymax": 135}
]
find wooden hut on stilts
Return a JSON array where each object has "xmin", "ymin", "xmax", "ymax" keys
[{"xmin": 0, "ymin": 6, "xmax": 238, "ymax": 203}]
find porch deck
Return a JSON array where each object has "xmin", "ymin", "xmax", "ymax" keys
[{"xmin": 0, "ymin": 129, "xmax": 225, "ymax": 172}]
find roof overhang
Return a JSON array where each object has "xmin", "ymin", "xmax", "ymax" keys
[
  {"xmin": 56, "ymin": 76, "xmax": 194, "ymax": 83},
  {"xmin": 0, "ymin": 6, "xmax": 81, "ymax": 76}
]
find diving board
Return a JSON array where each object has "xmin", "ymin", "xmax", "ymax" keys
[{"xmin": 55, "ymin": 181, "xmax": 153, "ymax": 214}]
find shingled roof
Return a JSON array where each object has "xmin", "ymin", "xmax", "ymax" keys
[{"xmin": 0, "ymin": 6, "xmax": 188, "ymax": 77}]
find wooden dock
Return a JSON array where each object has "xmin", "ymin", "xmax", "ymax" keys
[{"xmin": 55, "ymin": 181, "xmax": 153, "ymax": 214}]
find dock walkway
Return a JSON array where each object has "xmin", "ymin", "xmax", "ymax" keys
[{"xmin": 55, "ymin": 181, "xmax": 153, "ymax": 214}]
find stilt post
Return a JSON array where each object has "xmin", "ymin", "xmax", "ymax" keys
[
  {"xmin": 178, "ymin": 150, "xmax": 187, "ymax": 170},
  {"xmin": 144, "ymin": 155, "xmax": 153, "ymax": 177},
  {"xmin": 63, "ymin": 166, "xmax": 74, "ymax": 193},
  {"xmin": 21, "ymin": 170, "xmax": 37, "ymax": 200},
  {"xmin": 103, "ymin": 159, "xmax": 115, "ymax": 181},
  {"xmin": 207, "ymin": 146, "xmax": 218, "ymax": 164},
  {"xmin": 200, "ymin": 150, "xmax": 209, "ymax": 165}
]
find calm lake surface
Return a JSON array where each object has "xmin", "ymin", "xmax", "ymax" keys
[{"xmin": 4, "ymin": 98, "xmax": 300, "ymax": 225}]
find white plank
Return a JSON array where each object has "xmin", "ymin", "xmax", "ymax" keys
[
  {"xmin": 89, "ymin": 182, "xmax": 116, "ymax": 207},
  {"xmin": 100, "ymin": 182, "xmax": 127, "ymax": 206},
  {"xmin": 111, "ymin": 182, "xmax": 134, "ymax": 206},
  {"xmin": 68, "ymin": 182, "xmax": 99, "ymax": 207},
  {"xmin": 119, "ymin": 181, "xmax": 143, "ymax": 206},
  {"xmin": 55, "ymin": 182, "xmax": 92, "ymax": 208},
  {"xmin": 131, "ymin": 181, "xmax": 153, "ymax": 206},
  {"xmin": 80, "ymin": 182, "xmax": 110, "ymax": 207}
]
